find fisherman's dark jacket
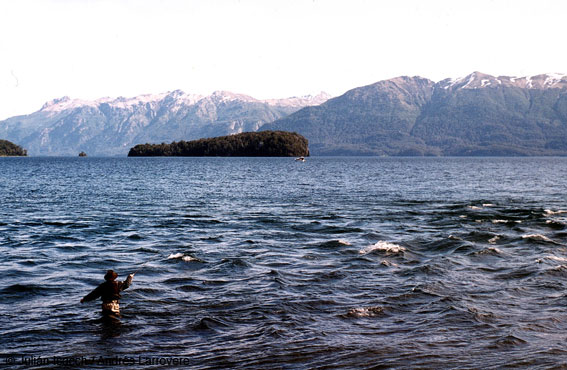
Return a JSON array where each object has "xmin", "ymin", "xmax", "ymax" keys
[{"xmin": 83, "ymin": 275, "xmax": 133, "ymax": 303}]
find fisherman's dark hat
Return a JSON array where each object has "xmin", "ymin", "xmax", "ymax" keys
[{"xmin": 104, "ymin": 270, "xmax": 118, "ymax": 281}]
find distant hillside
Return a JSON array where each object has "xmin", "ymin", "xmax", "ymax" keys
[
  {"xmin": 0, "ymin": 91, "xmax": 329, "ymax": 156},
  {"xmin": 3, "ymin": 71, "xmax": 567, "ymax": 156},
  {"xmin": 0, "ymin": 139, "xmax": 27, "ymax": 156},
  {"xmin": 262, "ymin": 72, "xmax": 567, "ymax": 156},
  {"xmin": 128, "ymin": 131, "xmax": 309, "ymax": 157}
]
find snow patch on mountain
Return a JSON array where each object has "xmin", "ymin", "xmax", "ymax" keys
[
  {"xmin": 99, "ymin": 92, "xmax": 170, "ymax": 109},
  {"xmin": 544, "ymin": 73, "xmax": 567, "ymax": 87},
  {"xmin": 264, "ymin": 92, "xmax": 332, "ymax": 107},
  {"xmin": 39, "ymin": 90, "xmax": 331, "ymax": 115},
  {"xmin": 209, "ymin": 91, "xmax": 259, "ymax": 104},
  {"xmin": 440, "ymin": 72, "xmax": 567, "ymax": 90},
  {"xmin": 40, "ymin": 91, "xmax": 207, "ymax": 114},
  {"xmin": 41, "ymin": 96, "xmax": 98, "ymax": 112}
]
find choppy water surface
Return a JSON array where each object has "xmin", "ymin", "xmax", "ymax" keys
[{"xmin": 1, "ymin": 157, "xmax": 567, "ymax": 369}]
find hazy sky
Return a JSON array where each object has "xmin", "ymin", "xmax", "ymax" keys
[{"xmin": 0, "ymin": 0, "xmax": 566, "ymax": 119}]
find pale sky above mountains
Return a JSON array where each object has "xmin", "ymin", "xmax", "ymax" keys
[{"xmin": 0, "ymin": 0, "xmax": 566, "ymax": 120}]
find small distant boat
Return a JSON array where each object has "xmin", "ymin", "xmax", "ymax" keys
[{"xmin": 295, "ymin": 156, "xmax": 305, "ymax": 162}]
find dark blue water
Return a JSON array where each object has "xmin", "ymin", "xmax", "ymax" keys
[{"xmin": 1, "ymin": 157, "xmax": 567, "ymax": 369}]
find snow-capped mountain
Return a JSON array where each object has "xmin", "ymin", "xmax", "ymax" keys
[
  {"xmin": 3, "ymin": 71, "xmax": 567, "ymax": 157},
  {"xmin": 0, "ymin": 90, "xmax": 331, "ymax": 156},
  {"xmin": 439, "ymin": 71, "xmax": 567, "ymax": 90},
  {"xmin": 263, "ymin": 72, "xmax": 567, "ymax": 156},
  {"xmin": 39, "ymin": 90, "xmax": 331, "ymax": 114}
]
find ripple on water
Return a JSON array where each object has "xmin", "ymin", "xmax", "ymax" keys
[{"xmin": 2, "ymin": 157, "xmax": 567, "ymax": 368}]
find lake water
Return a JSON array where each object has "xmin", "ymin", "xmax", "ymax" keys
[{"xmin": 1, "ymin": 157, "xmax": 567, "ymax": 369}]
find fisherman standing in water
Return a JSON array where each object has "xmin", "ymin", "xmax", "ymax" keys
[{"xmin": 81, "ymin": 270, "xmax": 134, "ymax": 318}]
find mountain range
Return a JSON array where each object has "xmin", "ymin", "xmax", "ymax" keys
[
  {"xmin": 262, "ymin": 72, "xmax": 567, "ymax": 156},
  {"xmin": 2, "ymin": 71, "xmax": 567, "ymax": 156},
  {"xmin": 0, "ymin": 91, "xmax": 330, "ymax": 156}
]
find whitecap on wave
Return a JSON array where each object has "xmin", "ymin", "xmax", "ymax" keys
[
  {"xmin": 488, "ymin": 236, "xmax": 501, "ymax": 244},
  {"xmin": 544, "ymin": 255, "xmax": 567, "ymax": 263},
  {"xmin": 317, "ymin": 239, "xmax": 351, "ymax": 248},
  {"xmin": 168, "ymin": 253, "xmax": 199, "ymax": 262},
  {"xmin": 492, "ymin": 219, "xmax": 522, "ymax": 224},
  {"xmin": 475, "ymin": 247, "xmax": 503, "ymax": 256},
  {"xmin": 492, "ymin": 219, "xmax": 508, "ymax": 224},
  {"xmin": 359, "ymin": 241, "xmax": 405, "ymax": 255},
  {"xmin": 345, "ymin": 306, "xmax": 384, "ymax": 318},
  {"xmin": 545, "ymin": 209, "xmax": 567, "ymax": 216},
  {"xmin": 522, "ymin": 234, "xmax": 555, "ymax": 243},
  {"xmin": 380, "ymin": 260, "xmax": 398, "ymax": 267}
]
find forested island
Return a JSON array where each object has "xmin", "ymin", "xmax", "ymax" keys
[
  {"xmin": 0, "ymin": 140, "xmax": 27, "ymax": 156},
  {"xmin": 128, "ymin": 131, "xmax": 309, "ymax": 157}
]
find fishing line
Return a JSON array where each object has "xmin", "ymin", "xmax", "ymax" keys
[
  {"xmin": 131, "ymin": 254, "xmax": 164, "ymax": 275},
  {"xmin": 103, "ymin": 235, "xmax": 131, "ymax": 250},
  {"xmin": 101, "ymin": 234, "xmax": 164, "ymax": 276}
]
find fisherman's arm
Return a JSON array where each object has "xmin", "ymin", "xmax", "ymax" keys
[
  {"xmin": 80, "ymin": 285, "xmax": 102, "ymax": 303},
  {"xmin": 120, "ymin": 273, "xmax": 134, "ymax": 291}
]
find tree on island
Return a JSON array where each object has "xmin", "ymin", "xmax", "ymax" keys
[
  {"xmin": 128, "ymin": 131, "xmax": 309, "ymax": 157},
  {"xmin": 0, "ymin": 140, "xmax": 27, "ymax": 156}
]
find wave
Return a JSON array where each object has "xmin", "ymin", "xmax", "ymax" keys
[
  {"xmin": 489, "ymin": 335, "xmax": 528, "ymax": 349},
  {"xmin": 473, "ymin": 247, "xmax": 503, "ymax": 256},
  {"xmin": 219, "ymin": 257, "xmax": 250, "ymax": 268},
  {"xmin": 167, "ymin": 253, "xmax": 201, "ymax": 262},
  {"xmin": 193, "ymin": 317, "xmax": 229, "ymax": 330},
  {"xmin": 522, "ymin": 234, "xmax": 555, "ymax": 243},
  {"xmin": 359, "ymin": 241, "xmax": 405, "ymax": 255},
  {"xmin": 380, "ymin": 260, "xmax": 398, "ymax": 267},
  {"xmin": 293, "ymin": 223, "xmax": 363, "ymax": 234},
  {"xmin": 536, "ymin": 255, "xmax": 567, "ymax": 264},
  {"xmin": 343, "ymin": 306, "xmax": 385, "ymax": 318},
  {"xmin": 318, "ymin": 239, "xmax": 351, "ymax": 248},
  {"xmin": 544, "ymin": 209, "xmax": 567, "ymax": 216},
  {"xmin": 488, "ymin": 236, "xmax": 501, "ymax": 244},
  {"xmin": 0, "ymin": 283, "xmax": 62, "ymax": 299},
  {"xmin": 491, "ymin": 219, "xmax": 521, "ymax": 224},
  {"xmin": 178, "ymin": 284, "xmax": 208, "ymax": 292},
  {"xmin": 545, "ymin": 219, "xmax": 565, "ymax": 227},
  {"xmin": 543, "ymin": 265, "xmax": 567, "ymax": 277},
  {"xmin": 547, "ymin": 255, "xmax": 567, "ymax": 263},
  {"xmin": 492, "ymin": 219, "xmax": 508, "ymax": 224}
]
